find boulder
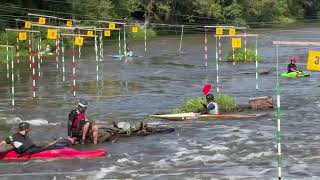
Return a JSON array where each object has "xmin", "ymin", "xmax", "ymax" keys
[{"xmin": 248, "ymin": 96, "xmax": 273, "ymax": 109}]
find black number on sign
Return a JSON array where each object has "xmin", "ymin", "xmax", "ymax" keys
[{"xmin": 315, "ymin": 56, "xmax": 320, "ymax": 65}]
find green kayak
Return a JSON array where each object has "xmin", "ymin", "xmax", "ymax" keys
[{"xmin": 281, "ymin": 71, "xmax": 310, "ymax": 78}]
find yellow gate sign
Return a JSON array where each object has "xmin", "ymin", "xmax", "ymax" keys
[
  {"xmin": 229, "ymin": 28, "xmax": 236, "ymax": 36},
  {"xmin": 39, "ymin": 17, "xmax": 46, "ymax": 25},
  {"xmin": 232, "ymin": 38, "xmax": 241, "ymax": 48},
  {"xmin": 104, "ymin": 30, "xmax": 111, "ymax": 37},
  {"xmin": 66, "ymin": 21, "xmax": 73, "ymax": 27},
  {"xmin": 132, "ymin": 26, "xmax": 138, "ymax": 33},
  {"xmin": 307, "ymin": 50, "xmax": 320, "ymax": 71},
  {"xmin": 216, "ymin": 27, "xmax": 223, "ymax": 35},
  {"xmin": 87, "ymin": 31, "xmax": 94, "ymax": 36},
  {"xmin": 18, "ymin": 32, "xmax": 27, "ymax": 41},
  {"xmin": 25, "ymin": 21, "xmax": 31, "ymax": 29},
  {"xmin": 75, "ymin": 36, "xmax": 84, "ymax": 46},
  {"xmin": 47, "ymin": 29, "xmax": 58, "ymax": 40},
  {"xmin": 109, "ymin": 23, "xmax": 116, "ymax": 30}
]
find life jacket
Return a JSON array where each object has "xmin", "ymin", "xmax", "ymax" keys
[
  {"xmin": 69, "ymin": 109, "xmax": 86, "ymax": 132},
  {"xmin": 287, "ymin": 63, "xmax": 297, "ymax": 73},
  {"xmin": 5, "ymin": 132, "xmax": 38, "ymax": 154},
  {"xmin": 207, "ymin": 102, "xmax": 219, "ymax": 114}
]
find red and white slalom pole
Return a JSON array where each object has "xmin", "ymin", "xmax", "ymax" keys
[
  {"xmin": 16, "ymin": 35, "xmax": 20, "ymax": 63},
  {"xmin": 31, "ymin": 51, "xmax": 36, "ymax": 98},
  {"xmin": 28, "ymin": 34, "xmax": 32, "ymax": 68},
  {"xmin": 204, "ymin": 28, "xmax": 208, "ymax": 67},
  {"xmin": 72, "ymin": 43, "xmax": 76, "ymax": 97}
]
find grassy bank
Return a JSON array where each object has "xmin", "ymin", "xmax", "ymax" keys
[{"xmin": 171, "ymin": 94, "xmax": 237, "ymax": 113}]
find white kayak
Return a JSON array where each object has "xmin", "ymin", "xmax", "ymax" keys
[{"xmin": 150, "ymin": 112, "xmax": 264, "ymax": 121}]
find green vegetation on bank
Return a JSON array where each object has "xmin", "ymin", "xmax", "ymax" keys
[
  {"xmin": 171, "ymin": 94, "xmax": 237, "ymax": 113},
  {"xmin": 2, "ymin": 0, "xmax": 320, "ymax": 28},
  {"xmin": 226, "ymin": 48, "xmax": 263, "ymax": 62}
]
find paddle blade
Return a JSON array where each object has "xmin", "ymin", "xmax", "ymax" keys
[{"xmin": 202, "ymin": 84, "xmax": 211, "ymax": 95}]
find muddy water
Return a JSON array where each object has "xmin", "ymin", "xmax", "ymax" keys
[{"xmin": 0, "ymin": 25, "xmax": 320, "ymax": 179}]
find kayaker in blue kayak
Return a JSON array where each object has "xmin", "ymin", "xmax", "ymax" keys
[
  {"xmin": 68, "ymin": 99, "xmax": 101, "ymax": 144},
  {"xmin": 287, "ymin": 57, "xmax": 298, "ymax": 73},
  {"xmin": 0, "ymin": 122, "xmax": 74, "ymax": 154},
  {"xmin": 201, "ymin": 94, "xmax": 219, "ymax": 114}
]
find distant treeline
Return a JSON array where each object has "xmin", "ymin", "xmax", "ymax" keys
[{"xmin": 0, "ymin": 0, "xmax": 320, "ymax": 27}]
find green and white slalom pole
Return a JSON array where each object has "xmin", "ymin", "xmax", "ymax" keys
[
  {"xmin": 11, "ymin": 48, "xmax": 14, "ymax": 106},
  {"xmin": 118, "ymin": 30, "xmax": 121, "ymax": 55},
  {"xmin": 124, "ymin": 25, "xmax": 127, "ymax": 56},
  {"xmin": 179, "ymin": 25, "xmax": 184, "ymax": 52},
  {"xmin": 255, "ymin": 36, "xmax": 259, "ymax": 90},
  {"xmin": 276, "ymin": 44, "xmax": 282, "ymax": 180},
  {"xmin": 95, "ymin": 30, "xmax": 99, "ymax": 62},
  {"xmin": 6, "ymin": 32, "xmax": 9, "ymax": 79},
  {"xmin": 244, "ymin": 29, "xmax": 247, "ymax": 61}
]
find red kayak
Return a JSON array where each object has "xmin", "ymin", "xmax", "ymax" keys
[{"xmin": 0, "ymin": 147, "xmax": 107, "ymax": 160}]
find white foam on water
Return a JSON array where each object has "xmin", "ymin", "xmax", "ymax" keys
[
  {"xmin": 174, "ymin": 147, "xmax": 200, "ymax": 157},
  {"xmin": 288, "ymin": 163, "xmax": 309, "ymax": 173},
  {"xmin": 186, "ymin": 139, "xmax": 203, "ymax": 147},
  {"xmin": 174, "ymin": 154, "xmax": 228, "ymax": 166},
  {"xmin": 245, "ymin": 140, "xmax": 256, "ymax": 145},
  {"xmin": 5, "ymin": 117, "xmax": 59, "ymax": 126},
  {"xmin": 150, "ymin": 159, "xmax": 172, "ymax": 169},
  {"xmin": 5, "ymin": 117, "xmax": 22, "ymax": 124},
  {"xmin": 93, "ymin": 165, "xmax": 119, "ymax": 179},
  {"xmin": 117, "ymin": 158, "xmax": 140, "ymax": 166},
  {"xmin": 202, "ymin": 144, "xmax": 230, "ymax": 151},
  {"xmin": 239, "ymin": 150, "xmax": 273, "ymax": 161}
]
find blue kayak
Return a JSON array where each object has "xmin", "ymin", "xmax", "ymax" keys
[{"xmin": 112, "ymin": 54, "xmax": 125, "ymax": 59}]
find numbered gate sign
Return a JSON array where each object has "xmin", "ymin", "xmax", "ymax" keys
[
  {"xmin": 39, "ymin": 17, "xmax": 46, "ymax": 25},
  {"xmin": 87, "ymin": 31, "xmax": 94, "ymax": 36},
  {"xmin": 232, "ymin": 38, "xmax": 241, "ymax": 48},
  {"xmin": 66, "ymin": 21, "xmax": 73, "ymax": 27},
  {"xmin": 75, "ymin": 36, "xmax": 84, "ymax": 46},
  {"xmin": 25, "ymin": 21, "xmax": 31, "ymax": 29},
  {"xmin": 109, "ymin": 23, "xmax": 116, "ymax": 30},
  {"xmin": 104, "ymin": 30, "xmax": 111, "ymax": 37},
  {"xmin": 47, "ymin": 29, "xmax": 58, "ymax": 40},
  {"xmin": 132, "ymin": 26, "xmax": 138, "ymax": 33},
  {"xmin": 229, "ymin": 28, "xmax": 236, "ymax": 36},
  {"xmin": 216, "ymin": 27, "xmax": 223, "ymax": 35},
  {"xmin": 307, "ymin": 50, "xmax": 320, "ymax": 71},
  {"xmin": 18, "ymin": 32, "xmax": 27, "ymax": 41}
]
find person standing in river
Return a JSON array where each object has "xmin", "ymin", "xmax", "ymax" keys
[{"xmin": 68, "ymin": 99, "xmax": 100, "ymax": 144}]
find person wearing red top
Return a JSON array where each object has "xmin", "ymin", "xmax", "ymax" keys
[{"xmin": 68, "ymin": 99, "xmax": 100, "ymax": 144}]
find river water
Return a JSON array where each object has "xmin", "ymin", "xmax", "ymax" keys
[{"xmin": 0, "ymin": 25, "xmax": 320, "ymax": 179}]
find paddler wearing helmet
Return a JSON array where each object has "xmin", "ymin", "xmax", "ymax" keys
[
  {"xmin": 0, "ymin": 122, "xmax": 41, "ymax": 154},
  {"xmin": 201, "ymin": 94, "xmax": 219, "ymax": 114},
  {"xmin": 68, "ymin": 99, "xmax": 101, "ymax": 144},
  {"xmin": 287, "ymin": 57, "xmax": 298, "ymax": 73},
  {"xmin": 0, "ymin": 122, "xmax": 74, "ymax": 154}
]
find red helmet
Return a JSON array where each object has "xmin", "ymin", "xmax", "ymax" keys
[{"xmin": 290, "ymin": 57, "xmax": 296, "ymax": 63}]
